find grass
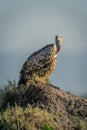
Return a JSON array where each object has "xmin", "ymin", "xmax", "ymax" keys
[
  {"xmin": 0, "ymin": 81, "xmax": 59, "ymax": 130},
  {"xmin": 0, "ymin": 104, "xmax": 59, "ymax": 130},
  {"xmin": 0, "ymin": 81, "xmax": 87, "ymax": 130}
]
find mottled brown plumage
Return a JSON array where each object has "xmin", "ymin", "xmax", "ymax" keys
[{"xmin": 18, "ymin": 35, "xmax": 62, "ymax": 85}]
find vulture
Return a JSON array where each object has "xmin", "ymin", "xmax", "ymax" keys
[{"xmin": 18, "ymin": 34, "xmax": 62, "ymax": 86}]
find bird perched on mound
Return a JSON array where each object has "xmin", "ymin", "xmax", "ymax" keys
[{"xmin": 18, "ymin": 35, "xmax": 62, "ymax": 86}]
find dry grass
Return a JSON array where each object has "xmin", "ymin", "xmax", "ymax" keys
[
  {"xmin": 0, "ymin": 104, "xmax": 59, "ymax": 130},
  {"xmin": 0, "ymin": 81, "xmax": 87, "ymax": 130}
]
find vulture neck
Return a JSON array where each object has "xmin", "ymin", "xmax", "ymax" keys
[{"xmin": 56, "ymin": 40, "xmax": 62, "ymax": 53}]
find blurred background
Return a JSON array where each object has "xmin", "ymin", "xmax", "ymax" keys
[{"xmin": 0, "ymin": 0, "xmax": 87, "ymax": 96}]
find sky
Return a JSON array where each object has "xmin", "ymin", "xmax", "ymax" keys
[{"xmin": 0, "ymin": 0, "xmax": 87, "ymax": 95}]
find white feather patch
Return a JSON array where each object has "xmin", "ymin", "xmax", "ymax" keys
[{"xmin": 54, "ymin": 54, "xmax": 57, "ymax": 58}]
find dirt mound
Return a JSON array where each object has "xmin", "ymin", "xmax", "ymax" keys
[
  {"xmin": 18, "ymin": 83, "xmax": 87, "ymax": 130},
  {"xmin": 1, "ymin": 83, "xmax": 87, "ymax": 130}
]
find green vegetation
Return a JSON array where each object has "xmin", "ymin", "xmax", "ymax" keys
[{"xmin": 42, "ymin": 124, "xmax": 52, "ymax": 130}]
